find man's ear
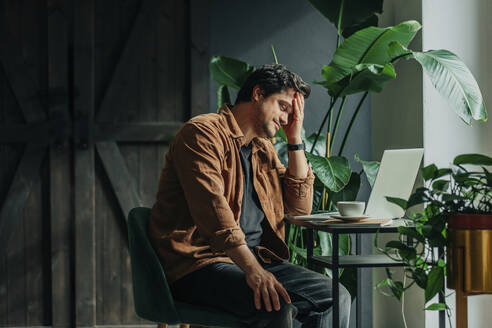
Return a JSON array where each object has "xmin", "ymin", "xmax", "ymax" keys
[{"xmin": 252, "ymin": 85, "xmax": 263, "ymax": 102}]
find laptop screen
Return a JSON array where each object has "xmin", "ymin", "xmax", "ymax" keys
[{"xmin": 365, "ymin": 148, "xmax": 424, "ymax": 220}]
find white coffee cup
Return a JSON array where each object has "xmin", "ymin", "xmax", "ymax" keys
[{"xmin": 337, "ymin": 201, "xmax": 366, "ymax": 217}]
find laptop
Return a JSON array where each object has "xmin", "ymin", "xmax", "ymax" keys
[
  {"xmin": 365, "ymin": 148, "xmax": 424, "ymax": 221},
  {"xmin": 292, "ymin": 148, "xmax": 424, "ymax": 224}
]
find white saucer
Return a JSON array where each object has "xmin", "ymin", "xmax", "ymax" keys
[{"xmin": 331, "ymin": 214, "xmax": 371, "ymax": 222}]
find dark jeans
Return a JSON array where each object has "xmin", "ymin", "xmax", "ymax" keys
[{"xmin": 170, "ymin": 260, "xmax": 351, "ymax": 328}]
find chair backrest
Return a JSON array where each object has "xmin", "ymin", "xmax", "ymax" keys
[{"xmin": 127, "ymin": 207, "xmax": 181, "ymax": 324}]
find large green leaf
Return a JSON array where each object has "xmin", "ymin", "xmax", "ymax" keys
[
  {"xmin": 305, "ymin": 133, "xmax": 326, "ymax": 157},
  {"xmin": 305, "ymin": 153, "xmax": 351, "ymax": 192},
  {"xmin": 412, "ymin": 50, "xmax": 487, "ymax": 124},
  {"xmin": 385, "ymin": 196, "xmax": 407, "ymax": 210},
  {"xmin": 328, "ymin": 172, "xmax": 361, "ymax": 204},
  {"xmin": 340, "ymin": 267, "xmax": 357, "ymax": 300},
  {"xmin": 425, "ymin": 303, "xmax": 449, "ymax": 311},
  {"xmin": 453, "ymin": 153, "xmax": 492, "ymax": 166},
  {"xmin": 388, "ymin": 41, "xmax": 413, "ymax": 62},
  {"xmin": 425, "ymin": 266, "xmax": 444, "ymax": 303},
  {"xmin": 324, "ymin": 63, "xmax": 397, "ymax": 97},
  {"xmin": 321, "ymin": 20, "xmax": 421, "ymax": 86},
  {"xmin": 217, "ymin": 85, "xmax": 231, "ymax": 111},
  {"xmin": 354, "ymin": 154, "xmax": 380, "ymax": 188},
  {"xmin": 308, "ymin": 0, "xmax": 382, "ymax": 36},
  {"xmin": 210, "ymin": 56, "xmax": 255, "ymax": 89}
]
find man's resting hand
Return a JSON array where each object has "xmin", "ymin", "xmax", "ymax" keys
[{"xmin": 225, "ymin": 244, "xmax": 292, "ymax": 312}]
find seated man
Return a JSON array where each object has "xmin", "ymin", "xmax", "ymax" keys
[{"xmin": 148, "ymin": 64, "xmax": 351, "ymax": 328}]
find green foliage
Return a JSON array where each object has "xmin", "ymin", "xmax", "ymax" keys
[
  {"xmin": 378, "ymin": 153, "xmax": 492, "ymax": 314},
  {"xmin": 454, "ymin": 153, "xmax": 492, "ymax": 166},
  {"xmin": 209, "ymin": 56, "xmax": 255, "ymax": 89},
  {"xmin": 425, "ymin": 303, "xmax": 449, "ymax": 311},
  {"xmin": 307, "ymin": 0, "xmax": 383, "ymax": 37},
  {"xmin": 217, "ymin": 85, "xmax": 231, "ymax": 111},
  {"xmin": 328, "ymin": 172, "xmax": 361, "ymax": 204},
  {"xmin": 304, "ymin": 133, "xmax": 327, "ymax": 157},
  {"xmin": 321, "ymin": 63, "xmax": 397, "ymax": 97},
  {"xmin": 317, "ymin": 20, "xmax": 421, "ymax": 96},
  {"xmin": 305, "ymin": 153, "xmax": 351, "ymax": 192},
  {"xmin": 210, "ymin": 56, "xmax": 255, "ymax": 110},
  {"xmin": 354, "ymin": 154, "xmax": 380, "ymax": 188},
  {"xmin": 412, "ymin": 50, "xmax": 487, "ymax": 125},
  {"xmin": 425, "ymin": 266, "xmax": 444, "ymax": 303},
  {"xmin": 385, "ymin": 196, "xmax": 408, "ymax": 211}
]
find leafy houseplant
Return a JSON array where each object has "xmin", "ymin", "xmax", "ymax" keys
[
  {"xmin": 209, "ymin": 0, "xmax": 487, "ymax": 300},
  {"xmin": 377, "ymin": 154, "xmax": 492, "ymax": 326}
]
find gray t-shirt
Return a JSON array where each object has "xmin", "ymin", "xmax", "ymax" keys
[{"xmin": 239, "ymin": 143, "xmax": 265, "ymax": 249}]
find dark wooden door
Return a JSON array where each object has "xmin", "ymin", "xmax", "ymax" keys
[{"xmin": 0, "ymin": 0, "xmax": 208, "ymax": 326}]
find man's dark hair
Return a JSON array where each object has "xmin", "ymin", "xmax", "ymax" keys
[{"xmin": 234, "ymin": 64, "xmax": 311, "ymax": 105}]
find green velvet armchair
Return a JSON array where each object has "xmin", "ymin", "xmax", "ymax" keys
[{"xmin": 127, "ymin": 207, "xmax": 246, "ymax": 327}]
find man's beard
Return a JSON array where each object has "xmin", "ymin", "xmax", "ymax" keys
[
  {"xmin": 262, "ymin": 122, "xmax": 276, "ymax": 138},
  {"xmin": 254, "ymin": 103, "xmax": 276, "ymax": 138}
]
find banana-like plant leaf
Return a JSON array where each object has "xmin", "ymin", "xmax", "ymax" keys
[
  {"xmin": 326, "ymin": 63, "xmax": 397, "ymax": 97},
  {"xmin": 318, "ymin": 231, "xmax": 332, "ymax": 256},
  {"xmin": 308, "ymin": 0, "xmax": 382, "ymax": 36},
  {"xmin": 328, "ymin": 172, "xmax": 361, "ymax": 204},
  {"xmin": 210, "ymin": 56, "xmax": 255, "ymax": 89},
  {"xmin": 305, "ymin": 153, "xmax": 351, "ymax": 192},
  {"xmin": 217, "ymin": 85, "xmax": 231, "ymax": 111},
  {"xmin": 318, "ymin": 231, "xmax": 351, "ymax": 256},
  {"xmin": 321, "ymin": 20, "xmax": 421, "ymax": 86},
  {"xmin": 354, "ymin": 154, "xmax": 380, "ymax": 188},
  {"xmin": 412, "ymin": 50, "xmax": 487, "ymax": 125},
  {"xmin": 388, "ymin": 41, "xmax": 413, "ymax": 62}
]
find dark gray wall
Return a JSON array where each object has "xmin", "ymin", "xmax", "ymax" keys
[{"xmin": 208, "ymin": 0, "xmax": 372, "ymax": 202}]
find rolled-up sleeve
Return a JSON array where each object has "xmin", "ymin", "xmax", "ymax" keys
[
  {"xmin": 172, "ymin": 123, "xmax": 246, "ymax": 252},
  {"xmin": 282, "ymin": 166, "xmax": 315, "ymax": 216}
]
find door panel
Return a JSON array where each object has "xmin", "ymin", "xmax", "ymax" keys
[{"xmin": 0, "ymin": 0, "xmax": 201, "ymax": 326}]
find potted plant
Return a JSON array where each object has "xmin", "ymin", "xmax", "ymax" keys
[{"xmin": 378, "ymin": 153, "xmax": 492, "ymax": 327}]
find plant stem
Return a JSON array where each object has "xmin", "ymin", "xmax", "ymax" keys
[
  {"xmin": 321, "ymin": 187, "xmax": 326, "ymax": 211},
  {"xmin": 402, "ymin": 274, "xmax": 408, "ymax": 328},
  {"xmin": 309, "ymin": 97, "xmax": 338, "ymax": 153},
  {"xmin": 336, "ymin": 0, "xmax": 345, "ymax": 47},
  {"xmin": 338, "ymin": 91, "xmax": 369, "ymax": 156},
  {"xmin": 271, "ymin": 45, "xmax": 279, "ymax": 64},
  {"xmin": 330, "ymin": 97, "xmax": 347, "ymax": 150},
  {"xmin": 327, "ymin": 97, "xmax": 334, "ymax": 155}
]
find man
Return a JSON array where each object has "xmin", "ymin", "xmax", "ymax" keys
[{"xmin": 149, "ymin": 64, "xmax": 351, "ymax": 327}]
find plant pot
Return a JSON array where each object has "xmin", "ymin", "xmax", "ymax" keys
[{"xmin": 447, "ymin": 213, "xmax": 492, "ymax": 293}]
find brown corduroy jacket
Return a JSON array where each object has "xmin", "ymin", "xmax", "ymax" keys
[{"xmin": 148, "ymin": 104, "xmax": 315, "ymax": 284}]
